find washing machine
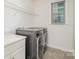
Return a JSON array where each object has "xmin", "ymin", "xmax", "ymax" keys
[
  {"xmin": 27, "ymin": 27, "xmax": 48, "ymax": 54},
  {"xmin": 16, "ymin": 28, "xmax": 43, "ymax": 59}
]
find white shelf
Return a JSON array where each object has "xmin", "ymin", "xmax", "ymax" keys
[{"xmin": 4, "ymin": 0, "xmax": 38, "ymax": 16}]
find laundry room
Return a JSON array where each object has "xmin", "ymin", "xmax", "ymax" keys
[{"xmin": 4, "ymin": 0, "xmax": 75, "ymax": 59}]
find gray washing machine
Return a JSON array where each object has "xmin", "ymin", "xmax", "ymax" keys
[
  {"xmin": 16, "ymin": 28, "xmax": 43, "ymax": 59},
  {"xmin": 27, "ymin": 27, "xmax": 48, "ymax": 54}
]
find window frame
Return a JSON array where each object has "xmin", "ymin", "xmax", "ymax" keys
[{"xmin": 51, "ymin": 1, "xmax": 65, "ymax": 25}]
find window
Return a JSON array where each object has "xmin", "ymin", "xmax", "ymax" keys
[{"xmin": 51, "ymin": 1, "xmax": 65, "ymax": 24}]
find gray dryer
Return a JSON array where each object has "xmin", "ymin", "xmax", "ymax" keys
[{"xmin": 16, "ymin": 28, "xmax": 43, "ymax": 59}]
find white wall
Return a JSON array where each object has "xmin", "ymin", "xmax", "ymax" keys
[
  {"xmin": 4, "ymin": 0, "xmax": 34, "ymax": 33},
  {"xmin": 33, "ymin": 0, "xmax": 74, "ymax": 51}
]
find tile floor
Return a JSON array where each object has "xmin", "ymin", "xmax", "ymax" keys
[{"xmin": 43, "ymin": 47, "xmax": 74, "ymax": 59}]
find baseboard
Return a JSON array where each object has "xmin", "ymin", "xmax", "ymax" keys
[{"xmin": 47, "ymin": 44, "xmax": 75, "ymax": 56}]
